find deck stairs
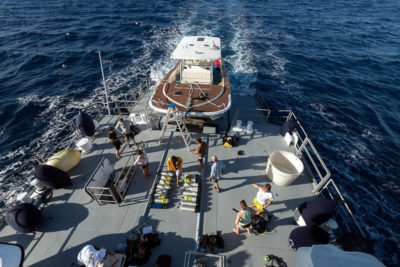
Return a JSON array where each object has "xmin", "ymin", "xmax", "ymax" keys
[{"xmin": 159, "ymin": 104, "xmax": 193, "ymax": 151}]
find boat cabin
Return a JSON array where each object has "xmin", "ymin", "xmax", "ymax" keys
[{"xmin": 171, "ymin": 36, "xmax": 222, "ymax": 85}]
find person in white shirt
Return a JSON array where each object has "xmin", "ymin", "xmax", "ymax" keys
[
  {"xmin": 77, "ymin": 245, "xmax": 113, "ymax": 267},
  {"xmin": 134, "ymin": 150, "xmax": 151, "ymax": 177},
  {"xmin": 248, "ymin": 183, "xmax": 273, "ymax": 215},
  {"xmin": 115, "ymin": 118, "xmax": 138, "ymax": 148},
  {"xmin": 209, "ymin": 156, "xmax": 225, "ymax": 193}
]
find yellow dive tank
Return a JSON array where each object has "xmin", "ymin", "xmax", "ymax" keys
[{"xmin": 46, "ymin": 149, "xmax": 81, "ymax": 172}]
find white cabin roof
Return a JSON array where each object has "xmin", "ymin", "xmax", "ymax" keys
[{"xmin": 171, "ymin": 36, "xmax": 221, "ymax": 60}]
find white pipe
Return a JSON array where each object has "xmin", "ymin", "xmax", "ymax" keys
[
  {"xmin": 182, "ymin": 195, "xmax": 197, "ymax": 202},
  {"xmin": 156, "ymin": 184, "xmax": 172, "ymax": 190},
  {"xmin": 183, "ymin": 191, "xmax": 198, "ymax": 197},
  {"xmin": 180, "ymin": 204, "xmax": 196, "ymax": 212},
  {"xmin": 154, "ymin": 198, "xmax": 168, "ymax": 204},
  {"xmin": 185, "ymin": 186, "xmax": 199, "ymax": 192},
  {"xmin": 181, "ymin": 200, "xmax": 197, "ymax": 206}
]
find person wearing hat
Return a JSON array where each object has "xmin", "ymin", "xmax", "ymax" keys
[{"xmin": 167, "ymin": 155, "xmax": 183, "ymax": 187}]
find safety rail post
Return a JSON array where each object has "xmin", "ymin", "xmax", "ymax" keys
[
  {"xmin": 321, "ymin": 179, "xmax": 367, "ymax": 238},
  {"xmin": 98, "ymin": 51, "xmax": 111, "ymax": 116}
]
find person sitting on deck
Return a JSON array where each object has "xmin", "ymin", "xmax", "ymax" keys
[
  {"xmin": 77, "ymin": 244, "xmax": 114, "ymax": 267},
  {"xmin": 167, "ymin": 155, "xmax": 183, "ymax": 187},
  {"xmin": 233, "ymin": 200, "xmax": 254, "ymax": 237},
  {"xmin": 248, "ymin": 183, "xmax": 274, "ymax": 215}
]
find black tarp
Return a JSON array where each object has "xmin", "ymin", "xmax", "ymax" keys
[
  {"xmin": 34, "ymin": 164, "xmax": 71, "ymax": 189},
  {"xmin": 75, "ymin": 111, "xmax": 95, "ymax": 137},
  {"xmin": 280, "ymin": 117, "xmax": 299, "ymax": 137},
  {"xmin": 298, "ymin": 198, "xmax": 336, "ymax": 226},
  {"xmin": 289, "ymin": 226, "xmax": 330, "ymax": 250},
  {"xmin": 5, "ymin": 203, "xmax": 43, "ymax": 233}
]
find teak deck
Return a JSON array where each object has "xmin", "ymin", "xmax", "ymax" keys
[{"xmin": 150, "ymin": 61, "xmax": 231, "ymax": 114}]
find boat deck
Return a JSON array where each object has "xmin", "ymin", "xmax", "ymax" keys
[
  {"xmin": 150, "ymin": 61, "xmax": 231, "ymax": 115},
  {"xmin": 0, "ymin": 95, "xmax": 317, "ymax": 267}
]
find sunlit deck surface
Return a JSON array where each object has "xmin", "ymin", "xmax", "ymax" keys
[{"xmin": 0, "ymin": 95, "xmax": 316, "ymax": 266}]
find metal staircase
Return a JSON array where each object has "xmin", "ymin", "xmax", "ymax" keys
[{"xmin": 159, "ymin": 104, "xmax": 192, "ymax": 151}]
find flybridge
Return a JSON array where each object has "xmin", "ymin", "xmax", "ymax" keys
[{"xmin": 171, "ymin": 36, "xmax": 221, "ymax": 60}]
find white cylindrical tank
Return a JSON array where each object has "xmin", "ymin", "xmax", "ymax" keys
[
  {"xmin": 183, "ymin": 191, "xmax": 198, "ymax": 197},
  {"xmin": 76, "ymin": 138, "xmax": 92, "ymax": 154},
  {"xmin": 266, "ymin": 151, "xmax": 304, "ymax": 186},
  {"xmin": 236, "ymin": 120, "xmax": 242, "ymax": 129},
  {"xmin": 246, "ymin": 121, "xmax": 254, "ymax": 133},
  {"xmin": 180, "ymin": 204, "xmax": 196, "ymax": 212},
  {"xmin": 16, "ymin": 192, "xmax": 32, "ymax": 203}
]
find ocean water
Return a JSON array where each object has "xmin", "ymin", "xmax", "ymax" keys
[{"xmin": 0, "ymin": 0, "xmax": 399, "ymax": 265}]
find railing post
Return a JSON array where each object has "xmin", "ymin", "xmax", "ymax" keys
[
  {"xmin": 312, "ymin": 174, "xmax": 332, "ymax": 194},
  {"xmin": 296, "ymin": 137, "xmax": 308, "ymax": 157},
  {"xmin": 98, "ymin": 51, "xmax": 111, "ymax": 116}
]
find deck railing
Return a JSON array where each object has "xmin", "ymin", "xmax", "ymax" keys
[
  {"xmin": 266, "ymin": 109, "xmax": 366, "ymax": 238},
  {"xmin": 0, "ymin": 80, "xmax": 153, "ymax": 226},
  {"xmin": 264, "ymin": 111, "xmax": 365, "ymax": 239}
]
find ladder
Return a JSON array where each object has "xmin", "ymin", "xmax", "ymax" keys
[{"xmin": 160, "ymin": 104, "xmax": 192, "ymax": 151}]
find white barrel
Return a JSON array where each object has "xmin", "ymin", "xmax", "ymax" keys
[
  {"xmin": 182, "ymin": 195, "xmax": 197, "ymax": 202},
  {"xmin": 246, "ymin": 121, "xmax": 254, "ymax": 133},
  {"xmin": 181, "ymin": 200, "xmax": 197, "ymax": 206},
  {"xmin": 156, "ymin": 184, "xmax": 172, "ymax": 190},
  {"xmin": 236, "ymin": 120, "xmax": 242, "ymax": 129},
  {"xmin": 16, "ymin": 192, "xmax": 32, "ymax": 203},
  {"xmin": 154, "ymin": 198, "xmax": 168, "ymax": 204},
  {"xmin": 183, "ymin": 191, "xmax": 198, "ymax": 197},
  {"xmin": 266, "ymin": 151, "xmax": 304, "ymax": 186},
  {"xmin": 30, "ymin": 179, "xmax": 46, "ymax": 191},
  {"xmin": 76, "ymin": 138, "xmax": 93, "ymax": 154},
  {"xmin": 180, "ymin": 204, "xmax": 196, "ymax": 212}
]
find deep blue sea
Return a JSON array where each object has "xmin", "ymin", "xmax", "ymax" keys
[{"xmin": 0, "ymin": 0, "xmax": 399, "ymax": 265}]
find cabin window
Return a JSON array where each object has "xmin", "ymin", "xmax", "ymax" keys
[{"xmin": 197, "ymin": 37, "xmax": 205, "ymax": 42}]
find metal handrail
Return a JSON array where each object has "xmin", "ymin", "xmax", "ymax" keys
[
  {"xmin": 321, "ymin": 179, "xmax": 366, "ymax": 237},
  {"xmin": 261, "ymin": 108, "xmax": 366, "ymax": 238},
  {"xmin": 0, "ymin": 74, "xmax": 152, "ymax": 225}
]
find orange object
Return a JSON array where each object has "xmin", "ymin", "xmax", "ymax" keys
[{"xmin": 111, "ymin": 258, "xmax": 119, "ymax": 267}]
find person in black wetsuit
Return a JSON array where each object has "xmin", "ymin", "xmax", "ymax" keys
[{"xmin": 108, "ymin": 127, "xmax": 122, "ymax": 159}]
